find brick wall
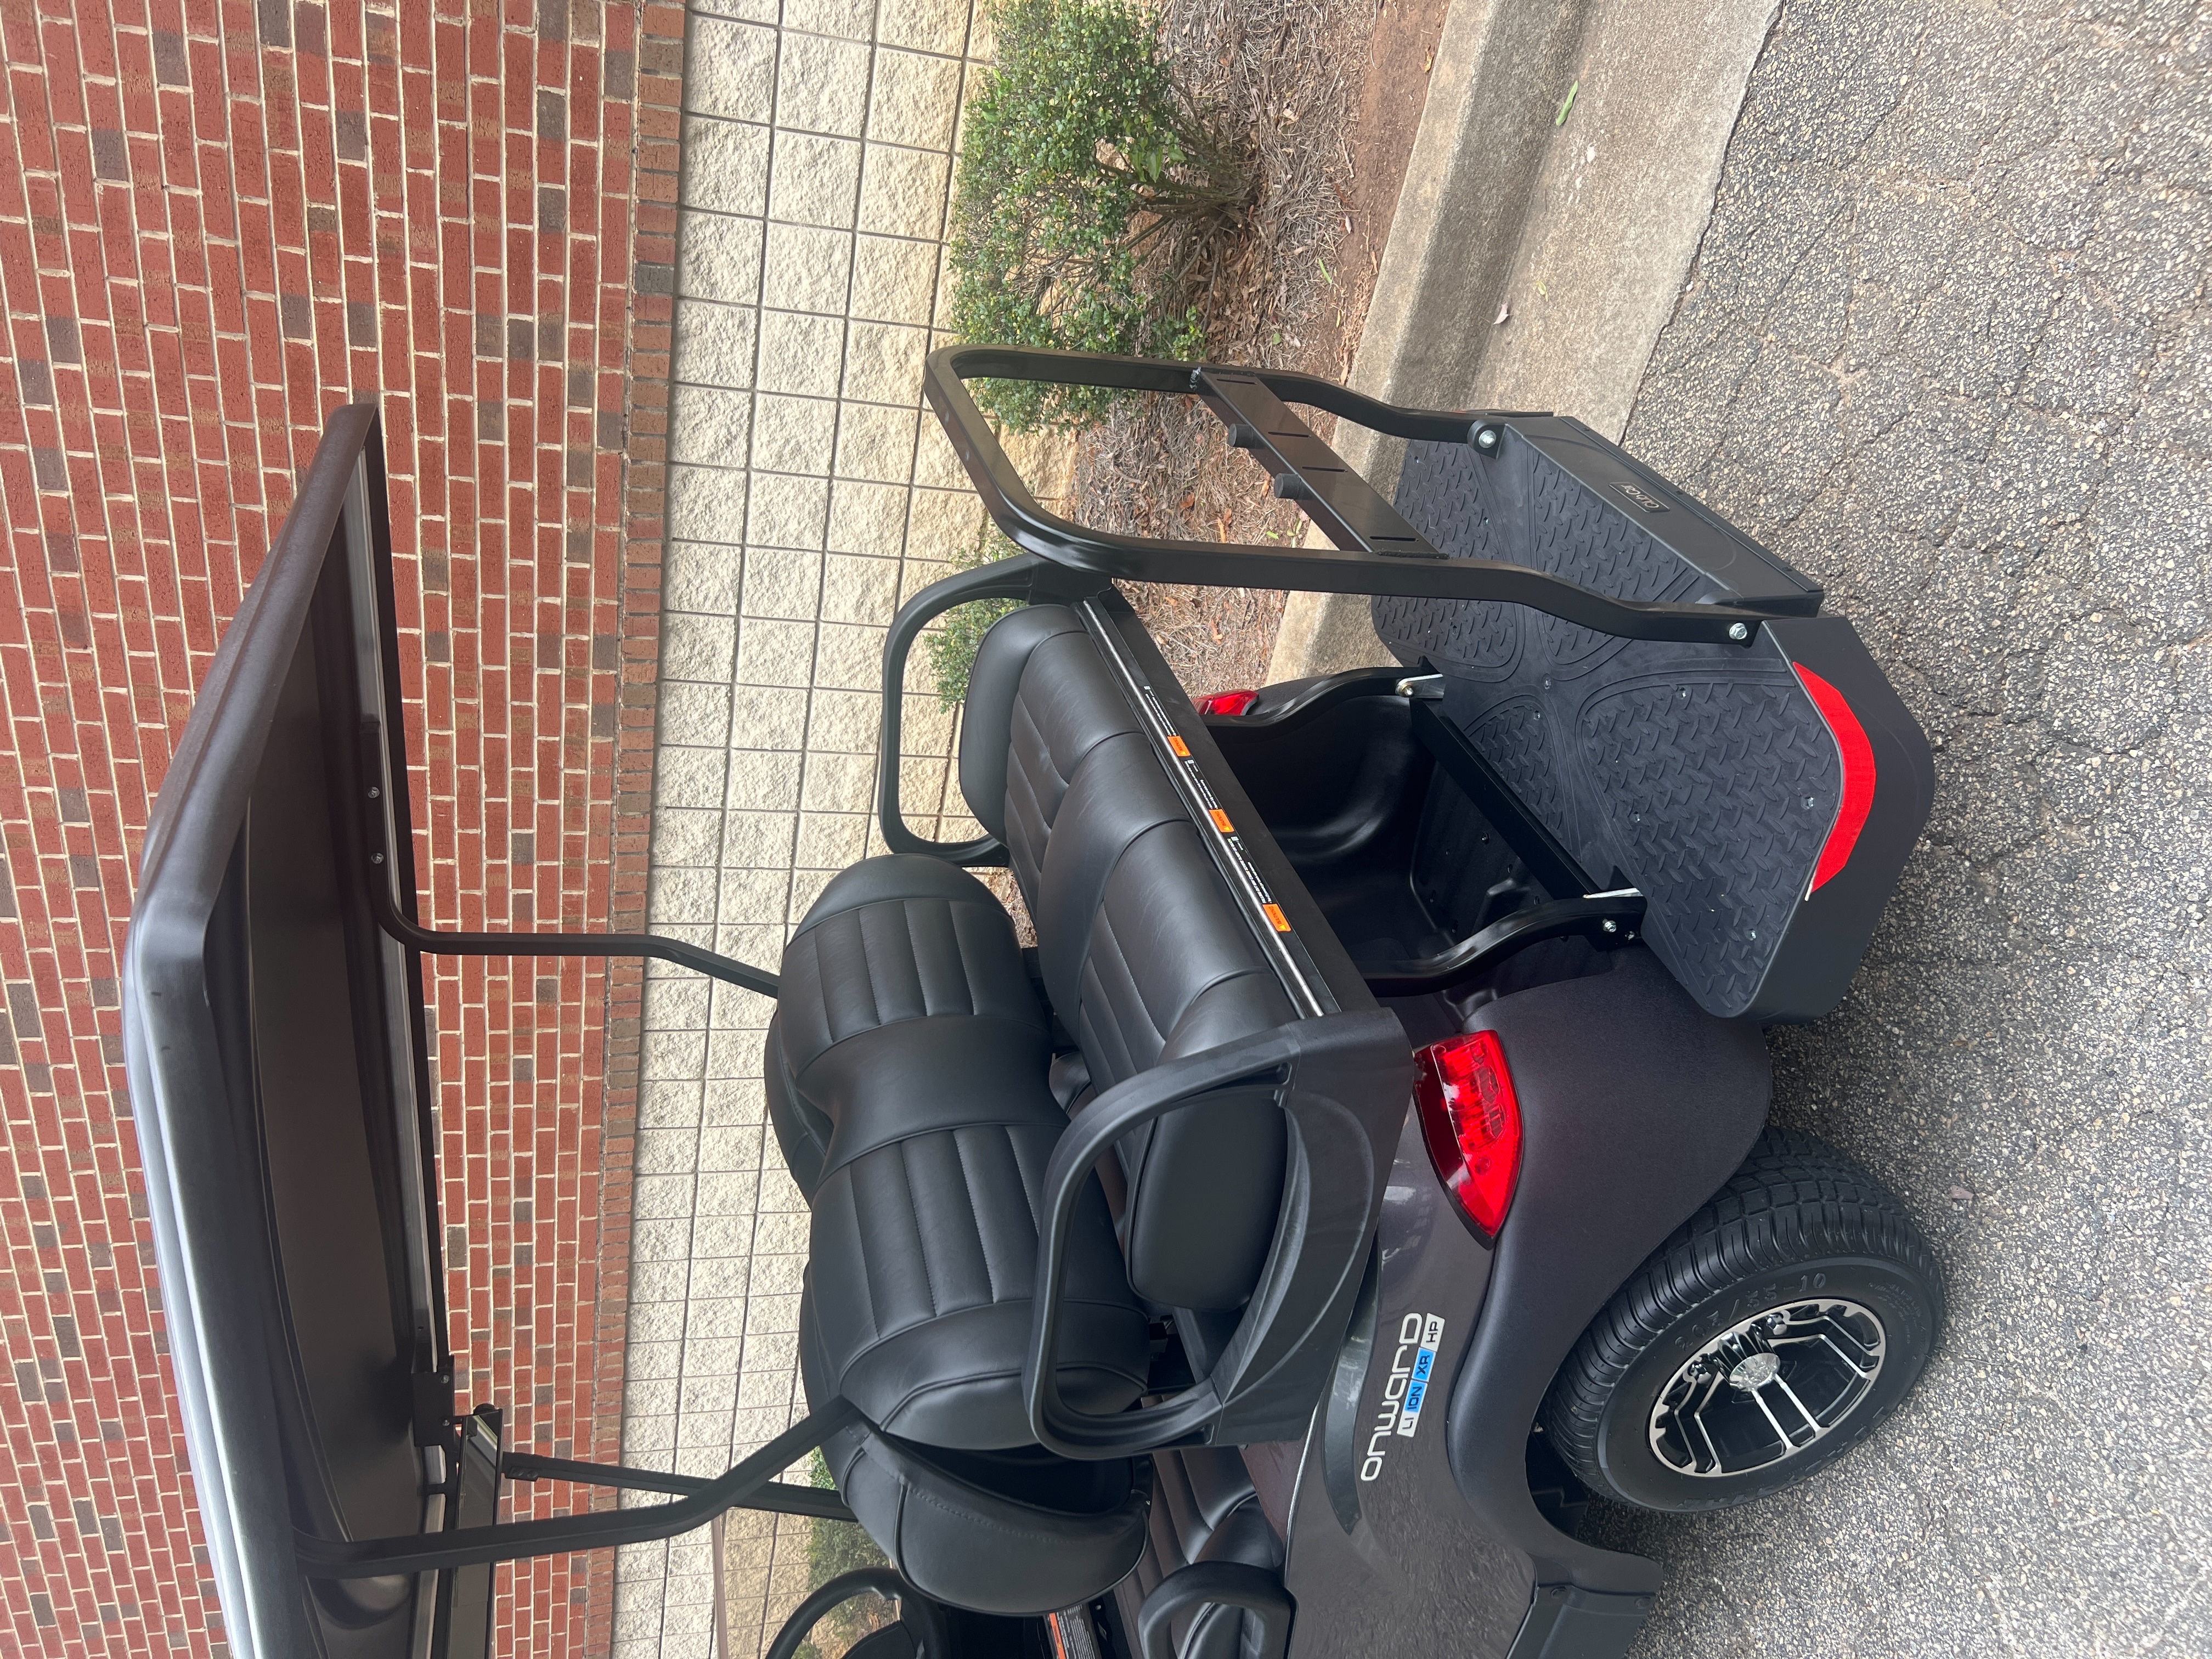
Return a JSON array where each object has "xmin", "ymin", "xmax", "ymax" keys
[{"xmin": 0, "ymin": 2, "xmax": 672, "ymax": 1654}]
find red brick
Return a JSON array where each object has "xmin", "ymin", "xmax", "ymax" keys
[{"xmin": 0, "ymin": 4, "xmax": 664, "ymax": 1654}]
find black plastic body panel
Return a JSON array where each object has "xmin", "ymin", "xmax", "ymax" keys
[
  {"xmin": 1278, "ymin": 1109, "xmax": 1532, "ymax": 1657},
  {"xmin": 1262, "ymin": 952, "xmax": 1769, "ymax": 1658},
  {"xmin": 1442, "ymin": 954, "xmax": 1771, "ymax": 1587},
  {"xmin": 1754, "ymin": 617, "xmax": 1939, "ymax": 1020}
]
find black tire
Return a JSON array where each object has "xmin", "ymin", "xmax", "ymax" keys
[{"xmin": 1541, "ymin": 1126, "xmax": 1944, "ymax": 1512}]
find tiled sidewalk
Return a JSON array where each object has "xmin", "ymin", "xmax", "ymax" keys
[{"xmin": 615, "ymin": 3, "xmax": 1017, "ymax": 1652}]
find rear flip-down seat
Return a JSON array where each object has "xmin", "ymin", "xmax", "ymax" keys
[{"xmin": 768, "ymin": 601, "xmax": 1403, "ymax": 1614}]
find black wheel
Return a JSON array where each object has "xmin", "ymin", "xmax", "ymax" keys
[{"xmin": 1541, "ymin": 1126, "xmax": 1944, "ymax": 1512}]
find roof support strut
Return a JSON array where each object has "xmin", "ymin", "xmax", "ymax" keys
[{"xmin": 295, "ymin": 1399, "xmax": 859, "ymax": 1578}]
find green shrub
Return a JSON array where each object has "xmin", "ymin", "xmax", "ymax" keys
[
  {"xmin": 949, "ymin": 0, "xmax": 1249, "ymax": 432},
  {"xmin": 924, "ymin": 523, "xmax": 1024, "ymax": 707}
]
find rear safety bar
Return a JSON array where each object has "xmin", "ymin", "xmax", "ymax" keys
[{"xmin": 921, "ymin": 345, "xmax": 1795, "ymax": 646}]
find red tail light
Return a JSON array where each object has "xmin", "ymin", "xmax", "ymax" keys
[
  {"xmin": 1194, "ymin": 689, "xmax": 1259, "ymax": 716},
  {"xmin": 1792, "ymin": 665, "xmax": 1877, "ymax": 894},
  {"xmin": 1413, "ymin": 1031, "xmax": 1523, "ymax": 1238}
]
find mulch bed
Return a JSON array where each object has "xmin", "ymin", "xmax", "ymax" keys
[{"xmin": 1072, "ymin": 0, "xmax": 1447, "ymax": 696}]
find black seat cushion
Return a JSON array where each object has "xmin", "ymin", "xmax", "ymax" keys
[
  {"xmin": 1028, "ymin": 732, "xmax": 1294, "ymax": 1313},
  {"xmin": 778, "ymin": 854, "xmax": 1148, "ymax": 1448},
  {"xmin": 958, "ymin": 605, "xmax": 1141, "ymax": 905},
  {"xmin": 804, "ymin": 1084, "xmax": 1148, "ymax": 1447},
  {"xmin": 768, "ymin": 854, "xmax": 1048, "ymax": 1200},
  {"xmin": 803, "ymin": 1294, "xmax": 1150, "ymax": 1616}
]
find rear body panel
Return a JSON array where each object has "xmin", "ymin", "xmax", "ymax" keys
[
  {"xmin": 1374, "ymin": 430, "xmax": 1933, "ymax": 1022},
  {"xmin": 1199, "ymin": 673, "xmax": 1776, "ymax": 1659},
  {"xmin": 1277, "ymin": 1111, "xmax": 1531, "ymax": 1657}
]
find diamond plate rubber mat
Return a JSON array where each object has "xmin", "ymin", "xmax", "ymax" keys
[{"xmin": 1373, "ymin": 425, "xmax": 1849, "ymax": 1019}]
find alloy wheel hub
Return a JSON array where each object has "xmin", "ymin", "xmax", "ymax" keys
[{"xmin": 1648, "ymin": 1297, "xmax": 1886, "ymax": 1477}]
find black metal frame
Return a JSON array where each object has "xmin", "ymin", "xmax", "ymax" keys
[
  {"xmin": 313, "ymin": 406, "xmax": 845, "ymax": 1577},
  {"xmin": 501, "ymin": 1452, "xmax": 856, "ymax": 1521},
  {"xmin": 921, "ymin": 345, "xmax": 1796, "ymax": 645},
  {"xmin": 365, "ymin": 854, "xmax": 779, "ymax": 996},
  {"xmin": 296, "ymin": 1401, "xmax": 860, "ymax": 1577},
  {"xmin": 875, "ymin": 343, "xmax": 1843, "ymax": 870}
]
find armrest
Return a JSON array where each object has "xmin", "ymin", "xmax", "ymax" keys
[
  {"xmin": 764, "ymin": 1567, "xmax": 947, "ymax": 1659},
  {"xmin": 1023, "ymin": 1011, "xmax": 1410, "ymax": 1459},
  {"xmin": 1137, "ymin": 1563, "xmax": 1293, "ymax": 1659},
  {"xmin": 876, "ymin": 553, "xmax": 1087, "ymax": 865}
]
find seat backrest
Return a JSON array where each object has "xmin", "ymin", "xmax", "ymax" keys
[
  {"xmin": 959, "ymin": 604, "xmax": 1138, "ymax": 899},
  {"xmin": 960, "ymin": 608, "xmax": 1294, "ymax": 1313}
]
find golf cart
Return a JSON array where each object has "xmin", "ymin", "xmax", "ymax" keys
[{"xmin": 123, "ymin": 347, "xmax": 1942, "ymax": 1659}]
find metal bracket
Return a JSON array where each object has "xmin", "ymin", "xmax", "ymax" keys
[{"xmin": 1356, "ymin": 895, "xmax": 1647, "ymax": 997}]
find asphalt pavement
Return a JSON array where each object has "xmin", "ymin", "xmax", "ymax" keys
[{"xmin": 1577, "ymin": 3, "xmax": 2212, "ymax": 1654}]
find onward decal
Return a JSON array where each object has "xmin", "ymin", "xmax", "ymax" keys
[{"xmin": 1361, "ymin": 1313, "xmax": 1446, "ymax": 1480}]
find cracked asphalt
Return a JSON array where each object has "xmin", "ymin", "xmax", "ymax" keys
[{"xmin": 1573, "ymin": 2, "xmax": 2212, "ymax": 1653}]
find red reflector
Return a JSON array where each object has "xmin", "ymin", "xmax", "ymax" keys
[
  {"xmin": 1195, "ymin": 689, "xmax": 1259, "ymax": 716},
  {"xmin": 1413, "ymin": 1031, "xmax": 1522, "ymax": 1238},
  {"xmin": 1793, "ymin": 665, "xmax": 1877, "ymax": 894}
]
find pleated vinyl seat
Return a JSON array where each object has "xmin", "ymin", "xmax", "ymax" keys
[{"xmin": 765, "ymin": 607, "xmax": 1306, "ymax": 1613}]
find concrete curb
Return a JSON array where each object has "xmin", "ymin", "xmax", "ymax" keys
[{"xmin": 1267, "ymin": 0, "xmax": 1779, "ymax": 682}]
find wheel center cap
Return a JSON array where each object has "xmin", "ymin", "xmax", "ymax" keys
[{"xmin": 1730, "ymin": 1351, "xmax": 1780, "ymax": 1389}]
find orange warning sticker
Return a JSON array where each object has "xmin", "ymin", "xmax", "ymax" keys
[
  {"xmin": 1262, "ymin": 902, "xmax": 1291, "ymax": 932},
  {"xmin": 1209, "ymin": 809, "xmax": 1234, "ymax": 833},
  {"xmin": 1167, "ymin": 733, "xmax": 1190, "ymax": 757}
]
